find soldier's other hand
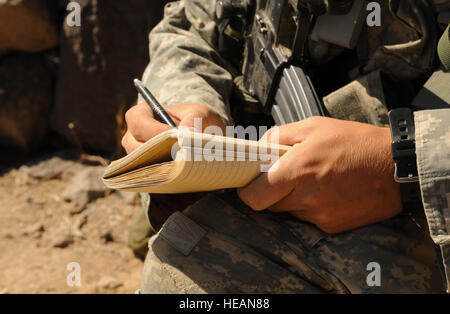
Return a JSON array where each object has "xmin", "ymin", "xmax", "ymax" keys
[
  {"xmin": 237, "ymin": 116, "xmax": 402, "ymax": 234},
  {"xmin": 121, "ymin": 103, "xmax": 226, "ymax": 154}
]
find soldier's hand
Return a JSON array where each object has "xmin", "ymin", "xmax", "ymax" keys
[
  {"xmin": 237, "ymin": 116, "xmax": 403, "ymax": 234},
  {"xmin": 121, "ymin": 103, "xmax": 226, "ymax": 154}
]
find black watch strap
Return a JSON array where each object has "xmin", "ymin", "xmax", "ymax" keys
[
  {"xmin": 388, "ymin": 108, "xmax": 422, "ymax": 213},
  {"xmin": 388, "ymin": 108, "xmax": 419, "ymax": 183},
  {"xmin": 399, "ymin": 181, "xmax": 423, "ymax": 214}
]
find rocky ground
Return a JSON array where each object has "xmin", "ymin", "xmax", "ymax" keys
[
  {"xmin": 0, "ymin": 0, "xmax": 171, "ymax": 294},
  {"xmin": 0, "ymin": 148, "xmax": 145, "ymax": 294}
]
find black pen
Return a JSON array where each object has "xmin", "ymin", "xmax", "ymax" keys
[{"xmin": 133, "ymin": 79, "xmax": 177, "ymax": 127}]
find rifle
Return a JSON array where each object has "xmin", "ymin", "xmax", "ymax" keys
[{"xmin": 216, "ymin": 0, "xmax": 365, "ymax": 125}]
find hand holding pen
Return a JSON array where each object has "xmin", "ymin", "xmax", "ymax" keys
[
  {"xmin": 121, "ymin": 79, "xmax": 226, "ymax": 154},
  {"xmin": 134, "ymin": 79, "xmax": 177, "ymax": 127}
]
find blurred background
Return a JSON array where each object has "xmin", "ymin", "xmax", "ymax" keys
[{"xmin": 0, "ymin": 0, "xmax": 168, "ymax": 293}]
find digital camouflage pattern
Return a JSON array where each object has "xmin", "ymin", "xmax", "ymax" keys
[
  {"xmin": 323, "ymin": 70, "xmax": 390, "ymax": 127},
  {"xmin": 415, "ymin": 109, "xmax": 450, "ymax": 292},
  {"xmin": 140, "ymin": 0, "xmax": 235, "ymax": 126},
  {"xmin": 141, "ymin": 191, "xmax": 444, "ymax": 293},
  {"xmin": 359, "ymin": 0, "xmax": 437, "ymax": 80},
  {"xmin": 136, "ymin": 0, "xmax": 450, "ymax": 293}
]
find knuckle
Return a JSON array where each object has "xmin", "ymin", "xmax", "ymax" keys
[
  {"xmin": 130, "ymin": 124, "xmax": 144, "ymax": 141},
  {"xmin": 240, "ymin": 192, "xmax": 265, "ymax": 211},
  {"xmin": 307, "ymin": 116, "xmax": 321, "ymax": 122},
  {"xmin": 248, "ymin": 201, "xmax": 265, "ymax": 211},
  {"xmin": 301, "ymin": 196, "xmax": 321, "ymax": 210},
  {"xmin": 305, "ymin": 116, "xmax": 324, "ymax": 126},
  {"xmin": 313, "ymin": 212, "xmax": 332, "ymax": 226},
  {"xmin": 317, "ymin": 223, "xmax": 340, "ymax": 235},
  {"xmin": 314, "ymin": 212, "xmax": 343, "ymax": 234},
  {"xmin": 126, "ymin": 114, "xmax": 145, "ymax": 140},
  {"xmin": 121, "ymin": 132, "xmax": 129, "ymax": 150},
  {"xmin": 124, "ymin": 106, "xmax": 136, "ymax": 124}
]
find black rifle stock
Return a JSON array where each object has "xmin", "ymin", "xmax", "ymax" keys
[{"xmin": 216, "ymin": 0, "xmax": 355, "ymax": 125}]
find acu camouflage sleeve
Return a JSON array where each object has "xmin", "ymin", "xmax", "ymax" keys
[
  {"xmin": 415, "ymin": 109, "xmax": 450, "ymax": 292},
  {"xmin": 140, "ymin": 0, "xmax": 234, "ymax": 125}
]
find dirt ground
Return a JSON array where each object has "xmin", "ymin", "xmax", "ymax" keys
[{"xmin": 0, "ymin": 148, "xmax": 145, "ymax": 294}]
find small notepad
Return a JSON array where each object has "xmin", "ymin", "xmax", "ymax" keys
[{"xmin": 102, "ymin": 129, "xmax": 291, "ymax": 194}]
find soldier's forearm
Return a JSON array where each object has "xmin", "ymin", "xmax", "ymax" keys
[{"xmin": 140, "ymin": 0, "xmax": 234, "ymax": 125}]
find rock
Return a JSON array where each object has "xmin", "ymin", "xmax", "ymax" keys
[
  {"xmin": 51, "ymin": 224, "xmax": 74, "ymax": 248},
  {"xmin": 96, "ymin": 276, "xmax": 123, "ymax": 291},
  {"xmin": 61, "ymin": 162, "xmax": 87, "ymax": 182},
  {"xmin": 74, "ymin": 214, "xmax": 88, "ymax": 230},
  {"xmin": 22, "ymin": 222, "xmax": 45, "ymax": 238},
  {"xmin": 52, "ymin": 233, "xmax": 74, "ymax": 248},
  {"xmin": 51, "ymin": 0, "xmax": 168, "ymax": 155},
  {"xmin": 72, "ymin": 214, "xmax": 88, "ymax": 238},
  {"xmin": 0, "ymin": 0, "xmax": 59, "ymax": 54},
  {"xmin": 0, "ymin": 53, "xmax": 52, "ymax": 151},
  {"xmin": 100, "ymin": 230, "xmax": 114, "ymax": 243},
  {"xmin": 20, "ymin": 156, "xmax": 77, "ymax": 180},
  {"xmin": 62, "ymin": 166, "xmax": 109, "ymax": 212},
  {"xmin": 22, "ymin": 192, "xmax": 33, "ymax": 204},
  {"xmin": 13, "ymin": 171, "xmax": 34, "ymax": 187},
  {"xmin": 51, "ymin": 227, "xmax": 74, "ymax": 248}
]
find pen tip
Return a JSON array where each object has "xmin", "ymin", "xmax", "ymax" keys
[{"xmin": 133, "ymin": 78, "xmax": 141, "ymax": 86}]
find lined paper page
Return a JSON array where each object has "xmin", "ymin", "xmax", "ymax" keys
[{"xmin": 103, "ymin": 129, "xmax": 291, "ymax": 193}]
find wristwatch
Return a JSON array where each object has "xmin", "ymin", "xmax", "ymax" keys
[{"xmin": 388, "ymin": 108, "xmax": 422, "ymax": 212}]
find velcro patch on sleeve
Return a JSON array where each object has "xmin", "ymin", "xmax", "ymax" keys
[{"xmin": 158, "ymin": 211, "xmax": 206, "ymax": 256}]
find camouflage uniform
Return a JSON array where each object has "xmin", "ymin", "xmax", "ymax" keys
[{"xmin": 136, "ymin": 0, "xmax": 450, "ymax": 293}]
